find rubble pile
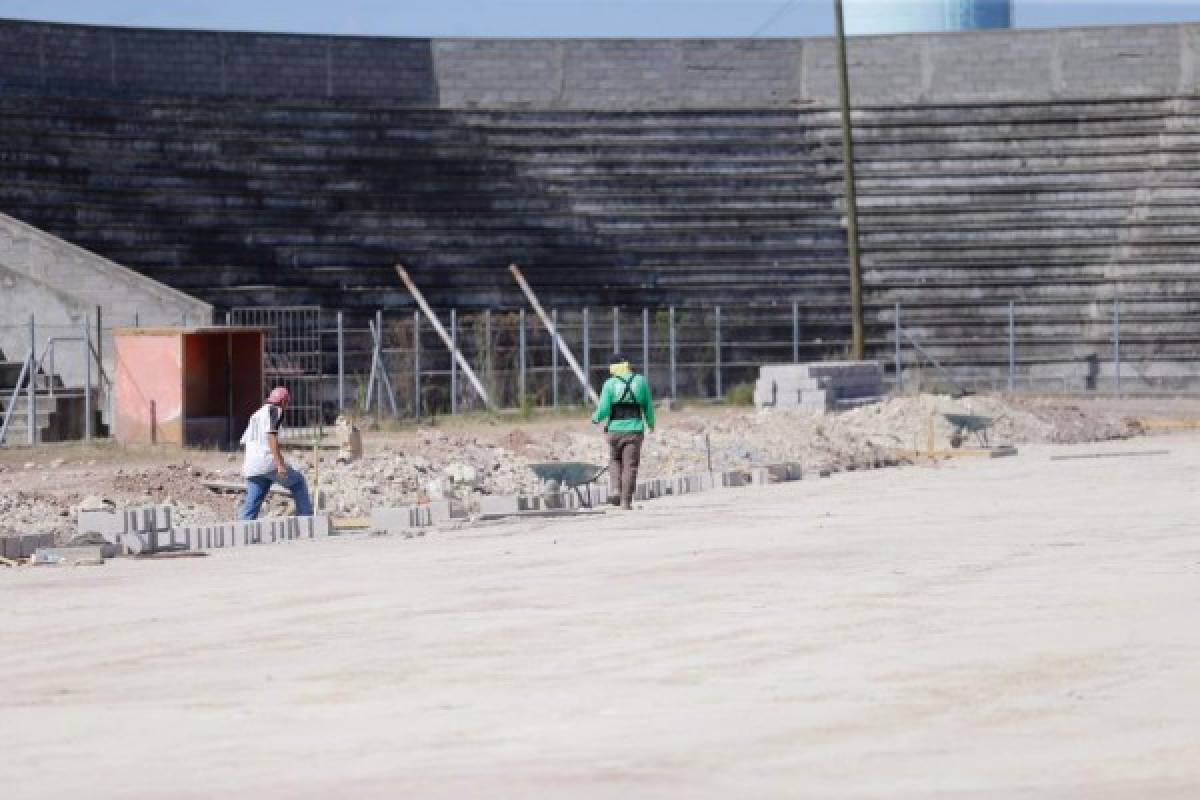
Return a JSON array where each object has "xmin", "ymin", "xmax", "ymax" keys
[
  {"xmin": 0, "ymin": 490, "xmax": 73, "ymax": 539},
  {"xmin": 0, "ymin": 394, "xmax": 1142, "ymax": 538},
  {"xmin": 316, "ymin": 431, "xmax": 543, "ymax": 516}
]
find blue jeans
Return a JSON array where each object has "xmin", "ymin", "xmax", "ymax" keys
[{"xmin": 240, "ymin": 466, "xmax": 313, "ymax": 520}]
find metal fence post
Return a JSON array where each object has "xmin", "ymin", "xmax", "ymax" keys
[
  {"xmin": 894, "ymin": 302, "xmax": 901, "ymax": 390},
  {"xmin": 413, "ymin": 311, "xmax": 421, "ymax": 418},
  {"xmin": 669, "ymin": 306, "xmax": 677, "ymax": 400},
  {"xmin": 484, "ymin": 309, "xmax": 493, "ymax": 400},
  {"xmin": 1008, "ymin": 300, "xmax": 1015, "ymax": 392},
  {"xmin": 82, "ymin": 312, "xmax": 92, "ymax": 442},
  {"xmin": 336, "ymin": 311, "xmax": 345, "ymax": 412},
  {"xmin": 612, "ymin": 306, "xmax": 620, "ymax": 354},
  {"xmin": 96, "ymin": 303, "xmax": 103, "ymax": 381},
  {"xmin": 642, "ymin": 307, "xmax": 650, "ymax": 379},
  {"xmin": 551, "ymin": 308, "xmax": 559, "ymax": 409},
  {"xmin": 1113, "ymin": 294, "xmax": 1121, "ymax": 394},
  {"xmin": 375, "ymin": 310, "xmax": 385, "ymax": 418},
  {"xmin": 582, "ymin": 307, "xmax": 590, "ymax": 398},
  {"xmin": 714, "ymin": 305, "xmax": 722, "ymax": 399},
  {"xmin": 519, "ymin": 307, "xmax": 527, "ymax": 403},
  {"xmin": 27, "ymin": 314, "xmax": 36, "ymax": 445},
  {"xmin": 450, "ymin": 308, "xmax": 459, "ymax": 415},
  {"xmin": 792, "ymin": 301, "xmax": 800, "ymax": 364}
]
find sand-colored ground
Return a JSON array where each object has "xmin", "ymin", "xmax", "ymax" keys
[{"xmin": 4, "ymin": 433, "xmax": 1200, "ymax": 798}]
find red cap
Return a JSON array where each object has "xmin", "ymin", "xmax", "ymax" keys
[{"xmin": 266, "ymin": 386, "xmax": 290, "ymax": 406}]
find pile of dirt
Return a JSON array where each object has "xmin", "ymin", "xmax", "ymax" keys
[
  {"xmin": 110, "ymin": 463, "xmax": 245, "ymax": 523},
  {"xmin": 0, "ymin": 394, "xmax": 1142, "ymax": 534},
  {"xmin": 0, "ymin": 490, "xmax": 75, "ymax": 539},
  {"xmin": 502, "ymin": 394, "xmax": 1138, "ymax": 477},
  {"xmin": 317, "ymin": 430, "xmax": 543, "ymax": 516}
]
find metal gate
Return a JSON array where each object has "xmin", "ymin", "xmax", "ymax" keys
[{"xmin": 230, "ymin": 306, "xmax": 323, "ymax": 440}]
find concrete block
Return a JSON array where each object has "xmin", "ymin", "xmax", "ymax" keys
[
  {"xmin": 427, "ymin": 500, "xmax": 452, "ymax": 524},
  {"xmin": 121, "ymin": 530, "xmax": 157, "ymax": 556},
  {"xmin": 371, "ymin": 507, "xmax": 424, "ymax": 533},
  {"xmin": 1, "ymin": 536, "xmax": 20, "ymax": 560},
  {"xmin": 5, "ymin": 533, "xmax": 55, "ymax": 559},
  {"xmin": 32, "ymin": 546, "xmax": 105, "ymax": 565},
  {"xmin": 77, "ymin": 509, "xmax": 127, "ymax": 537},
  {"xmin": 126, "ymin": 505, "xmax": 172, "ymax": 533},
  {"xmin": 541, "ymin": 491, "xmax": 572, "ymax": 511},
  {"xmin": 760, "ymin": 464, "xmax": 792, "ymax": 483},
  {"xmin": 722, "ymin": 470, "xmax": 750, "ymax": 488},
  {"xmin": 478, "ymin": 495, "xmax": 520, "ymax": 519},
  {"xmin": 22, "ymin": 535, "xmax": 46, "ymax": 559},
  {"xmin": 584, "ymin": 484, "xmax": 608, "ymax": 507}
]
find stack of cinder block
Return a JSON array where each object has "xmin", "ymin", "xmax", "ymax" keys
[
  {"xmin": 371, "ymin": 499, "xmax": 470, "ymax": 531},
  {"xmin": 1, "ymin": 532, "xmax": 56, "ymax": 561},
  {"xmin": 754, "ymin": 362, "xmax": 884, "ymax": 412},
  {"xmin": 166, "ymin": 516, "xmax": 332, "ymax": 550},
  {"xmin": 78, "ymin": 504, "xmax": 173, "ymax": 555},
  {"xmin": 78, "ymin": 503, "xmax": 331, "ymax": 554}
]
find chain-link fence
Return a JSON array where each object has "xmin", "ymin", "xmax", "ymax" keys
[{"xmin": 5, "ymin": 295, "xmax": 1199, "ymax": 447}]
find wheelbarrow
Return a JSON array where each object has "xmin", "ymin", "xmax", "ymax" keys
[
  {"xmin": 943, "ymin": 413, "xmax": 994, "ymax": 448},
  {"xmin": 529, "ymin": 462, "xmax": 609, "ymax": 508}
]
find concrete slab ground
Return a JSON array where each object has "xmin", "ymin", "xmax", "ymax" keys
[{"xmin": 3, "ymin": 437, "xmax": 1200, "ymax": 799}]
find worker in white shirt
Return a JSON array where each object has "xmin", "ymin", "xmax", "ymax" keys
[{"xmin": 238, "ymin": 386, "xmax": 313, "ymax": 519}]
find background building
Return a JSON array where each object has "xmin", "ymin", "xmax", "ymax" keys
[{"xmin": 845, "ymin": 0, "xmax": 1012, "ymax": 35}]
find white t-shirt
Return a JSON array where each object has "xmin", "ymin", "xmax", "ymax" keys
[{"xmin": 240, "ymin": 403, "xmax": 287, "ymax": 477}]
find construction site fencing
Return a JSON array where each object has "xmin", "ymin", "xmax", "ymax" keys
[
  {"xmin": 313, "ymin": 296, "xmax": 1197, "ymax": 423},
  {"xmin": 3, "ymin": 295, "xmax": 1197, "ymax": 447}
]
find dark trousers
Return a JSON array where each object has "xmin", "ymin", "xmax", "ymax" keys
[{"xmin": 606, "ymin": 431, "xmax": 644, "ymax": 508}]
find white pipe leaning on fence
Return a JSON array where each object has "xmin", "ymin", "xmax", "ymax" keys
[
  {"xmin": 508, "ymin": 264, "xmax": 601, "ymax": 406},
  {"xmin": 394, "ymin": 264, "xmax": 494, "ymax": 411}
]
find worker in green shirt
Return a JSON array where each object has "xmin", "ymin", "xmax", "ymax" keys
[{"xmin": 591, "ymin": 353, "xmax": 656, "ymax": 510}]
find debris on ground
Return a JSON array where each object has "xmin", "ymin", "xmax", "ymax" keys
[{"xmin": 0, "ymin": 394, "xmax": 1151, "ymax": 538}]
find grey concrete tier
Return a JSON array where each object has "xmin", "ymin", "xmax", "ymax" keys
[{"xmin": 3, "ymin": 80, "xmax": 1200, "ymax": 384}]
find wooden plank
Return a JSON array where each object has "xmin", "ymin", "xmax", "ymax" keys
[
  {"xmin": 1050, "ymin": 450, "xmax": 1169, "ymax": 461},
  {"xmin": 201, "ymin": 480, "xmax": 292, "ymax": 497},
  {"xmin": 332, "ymin": 516, "xmax": 372, "ymax": 530}
]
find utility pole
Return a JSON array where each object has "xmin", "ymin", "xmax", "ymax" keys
[{"xmin": 834, "ymin": 0, "xmax": 865, "ymax": 360}]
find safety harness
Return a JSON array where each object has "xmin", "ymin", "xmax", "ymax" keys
[{"xmin": 608, "ymin": 374, "xmax": 642, "ymax": 424}]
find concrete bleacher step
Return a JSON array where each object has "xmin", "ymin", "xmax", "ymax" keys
[{"xmin": 4, "ymin": 90, "xmax": 1200, "ymax": 385}]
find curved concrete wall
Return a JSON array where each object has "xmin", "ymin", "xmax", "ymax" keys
[
  {"xmin": 0, "ymin": 212, "xmax": 212, "ymax": 391},
  {"xmin": 0, "ymin": 18, "xmax": 1197, "ymax": 108}
]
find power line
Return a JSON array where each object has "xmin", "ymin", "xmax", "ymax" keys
[{"xmin": 749, "ymin": 0, "xmax": 802, "ymax": 37}]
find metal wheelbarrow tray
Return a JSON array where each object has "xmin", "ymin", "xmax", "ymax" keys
[
  {"xmin": 529, "ymin": 462, "xmax": 609, "ymax": 508},
  {"xmin": 943, "ymin": 413, "xmax": 994, "ymax": 448}
]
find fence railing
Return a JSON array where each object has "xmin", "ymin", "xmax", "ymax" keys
[{"xmin": 4, "ymin": 294, "xmax": 1198, "ymax": 446}]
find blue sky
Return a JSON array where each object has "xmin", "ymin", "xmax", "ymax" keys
[{"xmin": 0, "ymin": 1, "xmax": 1196, "ymax": 37}]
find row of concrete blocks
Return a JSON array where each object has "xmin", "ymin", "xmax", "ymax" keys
[
  {"xmin": 370, "ymin": 485, "xmax": 611, "ymax": 534},
  {"xmin": 145, "ymin": 516, "xmax": 334, "ymax": 554},
  {"xmin": 370, "ymin": 499, "xmax": 470, "ymax": 531},
  {"xmin": 78, "ymin": 505, "xmax": 175, "ymax": 538},
  {"xmin": 78, "ymin": 504, "xmax": 332, "ymax": 554},
  {"xmin": 755, "ymin": 362, "xmax": 884, "ymax": 411},
  {"xmin": 369, "ymin": 464, "xmax": 804, "ymax": 535},
  {"xmin": 2, "ymin": 533, "xmax": 56, "ymax": 560}
]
